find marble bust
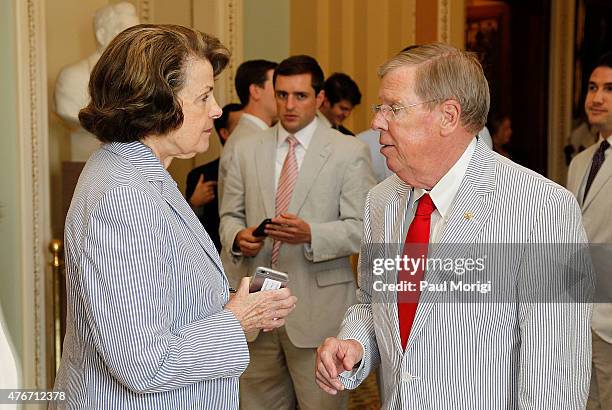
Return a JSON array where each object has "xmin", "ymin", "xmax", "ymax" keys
[{"xmin": 54, "ymin": 2, "xmax": 140, "ymax": 160}]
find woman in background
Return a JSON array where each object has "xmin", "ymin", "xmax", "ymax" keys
[{"xmin": 53, "ymin": 24, "xmax": 296, "ymax": 409}]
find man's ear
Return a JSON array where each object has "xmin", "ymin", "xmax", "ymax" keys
[
  {"xmin": 439, "ymin": 99, "xmax": 461, "ymax": 136},
  {"xmin": 321, "ymin": 98, "xmax": 332, "ymax": 110},
  {"xmin": 219, "ymin": 128, "xmax": 230, "ymax": 143},
  {"xmin": 315, "ymin": 90, "xmax": 326, "ymax": 109},
  {"xmin": 249, "ymin": 83, "xmax": 262, "ymax": 101}
]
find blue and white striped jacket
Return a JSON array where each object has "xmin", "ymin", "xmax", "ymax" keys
[
  {"xmin": 53, "ymin": 141, "xmax": 249, "ymax": 409},
  {"xmin": 338, "ymin": 140, "xmax": 592, "ymax": 409}
]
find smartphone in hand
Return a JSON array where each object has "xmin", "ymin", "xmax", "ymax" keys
[
  {"xmin": 249, "ymin": 267, "xmax": 289, "ymax": 293},
  {"xmin": 253, "ymin": 218, "xmax": 273, "ymax": 237}
]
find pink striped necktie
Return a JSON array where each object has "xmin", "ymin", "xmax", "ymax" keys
[{"xmin": 271, "ymin": 135, "xmax": 299, "ymax": 266}]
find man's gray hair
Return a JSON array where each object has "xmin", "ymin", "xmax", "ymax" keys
[{"xmin": 378, "ymin": 43, "xmax": 490, "ymax": 134}]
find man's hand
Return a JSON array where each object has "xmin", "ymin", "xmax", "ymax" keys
[
  {"xmin": 266, "ymin": 213, "xmax": 311, "ymax": 244},
  {"xmin": 189, "ymin": 174, "xmax": 217, "ymax": 207},
  {"xmin": 234, "ymin": 227, "xmax": 265, "ymax": 257},
  {"xmin": 315, "ymin": 337, "xmax": 364, "ymax": 395}
]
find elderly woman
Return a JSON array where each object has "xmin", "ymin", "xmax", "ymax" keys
[{"xmin": 53, "ymin": 25, "xmax": 296, "ymax": 409}]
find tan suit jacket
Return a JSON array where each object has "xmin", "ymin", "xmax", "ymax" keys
[
  {"xmin": 218, "ymin": 115, "xmax": 266, "ymax": 201},
  {"xmin": 218, "ymin": 116, "xmax": 267, "ymax": 282},
  {"xmin": 568, "ymin": 138, "xmax": 612, "ymax": 344},
  {"xmin": 220, "ymin": 120, "xmax": 377, "ymax": 347}
]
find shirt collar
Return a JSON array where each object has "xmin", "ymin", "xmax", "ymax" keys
[
  {"xmin": 241, "ymin": 113, "xmax": 269, "ymax": 130},
  {"xmin": 103, "ymin": 141, "xmax": 174, "ymax": 183},
  {"xmin": 411, "ymin": 137, "xmax": 477, "ymax": 219},
  {"xmin": 597, "ymin": 132, "xmax": 612, "ymax": 146},
  {"xmin": 277, "ymin": 116, "xmax": 318, "ymax": 149},
  {"xmin": 316, "ymin": 110, "xmax": 332, "ymax": 128}
]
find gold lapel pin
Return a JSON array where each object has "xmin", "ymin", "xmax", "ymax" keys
[{"xmin": 464, "ymin": 211, "xmax": 473, "ymax": 220}]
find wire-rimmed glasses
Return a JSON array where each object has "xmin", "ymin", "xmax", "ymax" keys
[{"xmin": 371, "ymin": 100, "xmax": 437, "ymax": 122}]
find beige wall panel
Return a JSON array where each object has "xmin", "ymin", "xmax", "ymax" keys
[
  {"xmin": 416, "ymin": 0, "xmax": 437, "ymax": 43},
  {"xmin": 400, "ymin": 0, "xmax": 417, "ymax": 47},
  {"xmin": 150, "ymin": 0, "xmax": 191, "ymax": 25},
  {"xmin": 290, "ymin": 0, "xmax": 318, "ymax": 57},
  {"xmin": 289, "ymin": 0, "xmax": 420, "ymax": 134},
  {"xmin": 339, "ymin": 0, "xmax": 355, "ymax": 76},
  {"xmin": 348, "ymin": 0, "xmax": 370, "ymax": 133},
  {"xmin": 315, "ymin": 0, "xmax": 331, "ymax": 70},
  {"xmin": 328, "ymin": 0, "xmax": 343, "ymax": 72},
  {"xmin": 388, "ymin": 0, "xmax": 405, "ymax": 53},
  {"xmin": 362, "ymin": 0, "xmax": 391, "ymax": 133},
  {"xmin": 449, "ymin": 0, "xmax": 465, "ymax": 49}
]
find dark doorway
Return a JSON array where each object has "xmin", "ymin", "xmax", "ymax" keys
[{"xmin": 467, "ymin": 0, "xmax": 551, "ymax": 176}]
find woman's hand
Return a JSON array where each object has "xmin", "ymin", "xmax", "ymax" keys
[{"xmin": 225, "ymin": 277, "xmax": 297, "ymax": 333}]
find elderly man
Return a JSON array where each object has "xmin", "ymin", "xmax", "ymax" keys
[{"xmin": 316, "ymin": 43, "xmax": 592, "ymax": 408}]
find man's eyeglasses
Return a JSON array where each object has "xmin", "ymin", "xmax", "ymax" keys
[{"xmin": 371, "ymin": 100, "xmax": 437, "ymax": 121}]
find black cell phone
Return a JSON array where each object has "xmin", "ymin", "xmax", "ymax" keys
[{"xmin": 253, "ymin": 218, "xmax": 273, "ymax": 237}]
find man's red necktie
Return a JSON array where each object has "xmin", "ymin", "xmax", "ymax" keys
[{"xmin": 398, "ymin": 194, "xmax": 436, "ymax": 350}]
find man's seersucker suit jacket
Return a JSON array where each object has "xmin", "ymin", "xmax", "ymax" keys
[{"xmin": 338, "ymin": 139, "xmax": 592, "ymax": 409}]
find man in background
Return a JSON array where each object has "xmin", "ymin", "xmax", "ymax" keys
[
  {"xmin": 217, "ymin": 60, "xmax": 278, "ymax": 280},
  {"xmin": 221, "ymin": 55, "xmax": 376, "ymax": 409},
  {"xmin": 567, "ymin": 51, "xmax": 612, "ymax": 409},
  {"xmin": 317, "ymin": 72, "xmax": 361, "ymax": 136},
  {"xmin": 186, "ymin": 103, "xmax": 243, "ymax": 251},
  {"xmin": 218, "ymin": 59, "xmax": 278, "ymax": 198}
]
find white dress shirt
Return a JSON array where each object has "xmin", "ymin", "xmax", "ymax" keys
[
  {"xmin": 404, "ymin": 137, "xmax": 477, "ymax": 243},
  {"xmin": 274, "ymin": 117, "xmax": 317, "ymax": 191}
]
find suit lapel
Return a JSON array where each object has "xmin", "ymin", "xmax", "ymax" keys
[
  {"xmin": 405, "ymin": 143, "xmax": 496, "ymax": 351},
  {"xmin": 583, "ymin": 150, "xmax": 612, "ymax": 211},
  {"xmin": 289, "ymin": 124, "xmax": 332, "ymax": 214},
  {"xmin": 255, "ymin": 129, "xmax": 277, "ymax": 216},
  {"xmin": 569, "ymin": 144, "xmax": 597, "ymax": 207},
  {"xmin": 161, "ymin": 181, "xmax": 225, "ymax": 274},
  {"xmin": 104, "ymin": 141, "xmax": 226, "ymax": 276},
  {"xmin": 386, "ymin": 177, "xmax": 411, "ymax": 353}
]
